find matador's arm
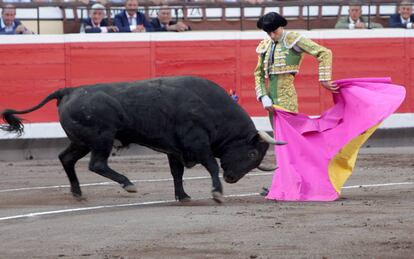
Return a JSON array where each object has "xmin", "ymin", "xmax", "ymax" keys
[
  {"xmin": 296, "ymin": 37, "xmax": 332, "ymax": 82},
  {"xmin": 254, "ymin": 39, "xmax": 271, "ymax": 100},
  {"xmin": 254, "ymin": 54, "xmax": 267, "ymax": 100}
]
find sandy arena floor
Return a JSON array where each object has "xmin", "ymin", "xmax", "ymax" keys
[{"xmin": 0, "ymin": 147, "xmax": 413, "ymax": 258}]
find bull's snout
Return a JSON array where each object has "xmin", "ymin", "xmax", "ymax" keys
[{"xmin": 224, "ymin": 174, "xmax": 238, "ymax": 184}]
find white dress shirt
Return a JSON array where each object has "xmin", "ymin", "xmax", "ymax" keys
[
  {"xmin": 348, "ymin": 17, "xmax": 365, "ymax": 29},
  {"xmin": 92, "ymin": 20, "xmax": 108, "ymax": 33},
  {"xmin": 400, "ymin": 16, "xmax": 413, "ymax": 29},
  {"xmin": 127, "ymin": 13, "xmax": 137, "ymax": 31},
  {"xmin": 0, "ymin": 18, "xmax": 15, "ymax": 33}
]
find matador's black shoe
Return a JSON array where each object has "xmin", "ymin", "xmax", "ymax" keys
[{"xmin": 260, "ymin": 187, "xmax": 269, "ymax": 196}]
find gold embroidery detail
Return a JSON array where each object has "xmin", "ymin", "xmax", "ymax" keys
[
  {"xmin": 256, "ymin": 39, "xmax": 271, "ymax": 54},
  {"xmin": 274, "ymin": 74, "xmax": 298, "ymax": 113},
  {"xmin": 283, "ymin": 31, "xmax": 302, "ymax": 49},
  {"xmin": 254, "ymin": 55, "xmax": 267, "ymax": 99},
  {"xmin": 296, "ymin": 37, "xmax": 332, "ymax": 81},
  {"xmin": 269, "ymin": 64, "xmax": 300, "ymax": 74},
  {"xmin": 254, "ymin": 32, "xmax": 332, "ymax": 105}
]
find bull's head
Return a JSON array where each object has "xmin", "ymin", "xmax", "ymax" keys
[{"xmin": 220, "ymin": 131, "xmax": 284, "ymax": 184}]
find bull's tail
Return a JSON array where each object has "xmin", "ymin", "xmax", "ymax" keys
[{"xmin": 0, "ymin": 88, "xmax": 72, "ymax": 136}]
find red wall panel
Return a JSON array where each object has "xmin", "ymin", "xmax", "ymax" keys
[{"xmin": 0, "ymin": 37, "xmax": 412, "ymax": 124}]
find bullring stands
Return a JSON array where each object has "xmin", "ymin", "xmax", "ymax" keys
[{"xmin": 0, "ymin": 0, "xmax": 405, "ymax": 33}]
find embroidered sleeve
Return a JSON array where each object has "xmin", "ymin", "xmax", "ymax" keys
[
  {"xmin": 254, "ymin": 54, "xmax": 267, "ymax": 100},
  {"xmin": 296, "ymin": 37, "xmax": 332, "ymax": 81}
]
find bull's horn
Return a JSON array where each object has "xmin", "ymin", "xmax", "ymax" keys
[
  {"xmin": 258, "ymin": 130, "xmax": 287, "ymax": 145},
  {"xmin": 257, "ymin": 165, "xmax": 278, "ymax": 171}
]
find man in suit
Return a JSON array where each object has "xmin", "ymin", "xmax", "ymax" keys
[
  {"xmin": 151, "ymin": 6, "xmax": 190, "ymax": 32},
  {"xmin": 114, "ymin": 0, "xmax": 153, "ymax": 33},
  {"xmin": 335, "ymin": 1, "xmax": 383, "ymax": 29},
  {"xmin": 0, "ymin": 4, "xmax": 33, "ymax": 34},
  {"xmin": 80, "ymin": 3, "xmax": 119, "ymax": 33},
  {"xmin": 389, "ymin": 0, "xmax": 414, "ymax": 28}
]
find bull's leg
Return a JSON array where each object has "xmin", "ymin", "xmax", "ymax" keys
[
  {"xmin": 88, "ymin": 145, "xmax": 136, "ymax": 193},
  {"xmin": 178, "ymin": 127, "xmax": 222, "ymax": 202},
  {"xmin": 167, "ymin": 154, "xmax": 191, "ymax": 202},
  {"xmin": 202, "ymin": 156, "xmax": 223, "ymax": 203},
  {"xmin": 58, "ymin": 142, "xmax": 90, "ymax": 198}
]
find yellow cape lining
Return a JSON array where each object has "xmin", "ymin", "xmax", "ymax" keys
[{"xmin": 328, "ymin": 123, "xmax": 381, "ymax": 193}]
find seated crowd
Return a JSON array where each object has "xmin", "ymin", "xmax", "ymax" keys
[
  {"xmin": 0, "ymin": 3, "xmax": 33, "ymax": 33},
  {"xmin": 335, "ymin": 0, "xmax": 414, "ymax": 29},
  {"xmin": 2, "ymin": 0, "xmax": 414, "ymax": 34},
  {"xmin": 0, "ymin": 0, "xmax": 270, "ymax": 3},
  {"xmin": 80, "ymin": 0, "xmax": 190, "ymax": 33}
]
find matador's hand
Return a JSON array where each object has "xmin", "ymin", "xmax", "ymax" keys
[
  {"xmin": 321, "ymin": 81, "xmax": 339, "ymax": 93},
  {"xmin": 260, "ymin": 95, "xmax": 274, "ymax": 113}
]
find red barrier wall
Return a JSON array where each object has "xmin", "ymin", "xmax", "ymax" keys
[{"xmin": 0, "ymin": 34, "xmax": 412, "ymax": 123}]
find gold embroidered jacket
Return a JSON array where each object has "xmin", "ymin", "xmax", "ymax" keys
[{"xmin": 254, "ymin": 31, "xmax": 332, "ymax": 100}]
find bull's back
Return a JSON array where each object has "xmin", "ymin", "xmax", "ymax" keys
[
  {"xmin": 69, "ymin": 76, "xmax": 241, "ymax": 118},
  {"xmin": 58, "ymin": 76, "xmax": 255, "ymax": 149}
]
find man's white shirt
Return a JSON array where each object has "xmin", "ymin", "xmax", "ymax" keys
[
  {"xmin": 0, "ymin": 18, "xmax": 15, "ymax": 33},
  {"xmin": 348, "ymin": 17, "xmax": 364, "ymax": 29},
  {"xmin": 91, "ymin": 20, "xmax": 108, "ymax": 33},
  {"xmin": 400, "ymin": 16, "xmax": 413, "ymax": 29},
  {"xmin": 127, "ymin": 13, "xmax": 137, "ymax": 31}
]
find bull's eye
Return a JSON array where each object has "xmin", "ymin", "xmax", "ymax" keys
[{"xmin": 248, "ymin": 150, "xmax": 259, "ymax": 160}]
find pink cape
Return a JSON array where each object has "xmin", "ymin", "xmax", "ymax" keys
[{"xmin": 266, "ymin": 78, "xmax": 406, "ymax": 201}]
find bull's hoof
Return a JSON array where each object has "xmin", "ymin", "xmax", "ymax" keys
[
  {"xmin": 212, "ymin": 191, "xmax": 224, "ymax": 203},
  {"xmin": 123, "ymin": 184, "xmax": 137, "ymax": 193},
  {"xmin": 71, "ymin": 186, "xmax": 82, "ymax": 199},
  {"xmin": 74, "ymin": 195, "xmax": 87, "ymax": 201},
  {"xmin": 176, "ymin": 193, "xmax": 191, "ymax": 202},
  {"xmin": 178, "ymin": 196, "xmax": 192, "ymax": 202},
  {"xmin": 71, "ymin": 191, "xmax": 86, "ymax": 201},
  {"xmin": 71, "ymin": 192, "xmax": 83, "ymax": 200}
]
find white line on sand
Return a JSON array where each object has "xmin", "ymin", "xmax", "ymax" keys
[
  {"xmin": 0, "ymin": 172, "xmax": 273, "ymax": 193},
  {"xmin": 342, "ymin": 182, "xmax": 414, "ymax": 189},
  {"xmin": 0, "ymin": 193, "xmax": 257, "ymax": 221},
  {"xmin": 0, "ymin": 182, "xmax": 413, "ymax": 222}
]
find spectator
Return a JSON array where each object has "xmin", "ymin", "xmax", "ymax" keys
[
  {"xmin": 244, "ymin": 0, "xmax": 266, "ymax": 3},
  {"xmin": 335, "ymin": 2, "xmax": 383, "ymax": 29},
  {"xmin": 114, "ymin": 0, "xmax": 153, "ymax": 32},
  {"xmin": 32, "ymin": 0, "xmax": 62, "ymax": 2},
  {"xmin": 79, "ymin": 0, "xmax": 108, "ymax": 5},
  {"xmin": 389, "ymin": 0, "xmax": 414, "ymax": 29},
  {"xmin": 0, "ymin": 4, "xmax": 34, "ymax": 34},
  {"xmin": 80, "ymin": 3, "xmax": 119, "ymax": 33},
  {"xmin": 151, "ymin": 6, "xmax": 190, "ymax": 32},
  {"xmin": 60, "ymin": 0, "xmax": 106, "ymax": 3},
  {"xmin": 2, "ymin": 0, "xmax": 31, "ymax": 2},
  {"xmin": 108, "ymin": 0, "xmax": 125, "ymax": 3}
]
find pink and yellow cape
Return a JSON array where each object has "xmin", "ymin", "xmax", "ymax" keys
[{"xmin": 266, "ymin": 78, "xmax": 406, "ymax": 201}]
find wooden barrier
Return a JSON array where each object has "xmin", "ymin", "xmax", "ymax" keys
[{"xmin": 0, "ymin": 30, "xmax": 413, "ymax": 127}]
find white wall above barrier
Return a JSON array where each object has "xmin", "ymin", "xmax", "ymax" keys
[{"xmin": 1, "ymin": 113, "xmax": 413, "ymax": 140}]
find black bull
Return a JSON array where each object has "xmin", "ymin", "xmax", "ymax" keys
[{"xmin": 1, "ymin": 76, "xmax": 283, "ymax": 203}]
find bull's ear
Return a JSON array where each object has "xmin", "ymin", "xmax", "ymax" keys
[{"xmin": 247, "ymin": 132, "xmax": 260, "ymax": 144}]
